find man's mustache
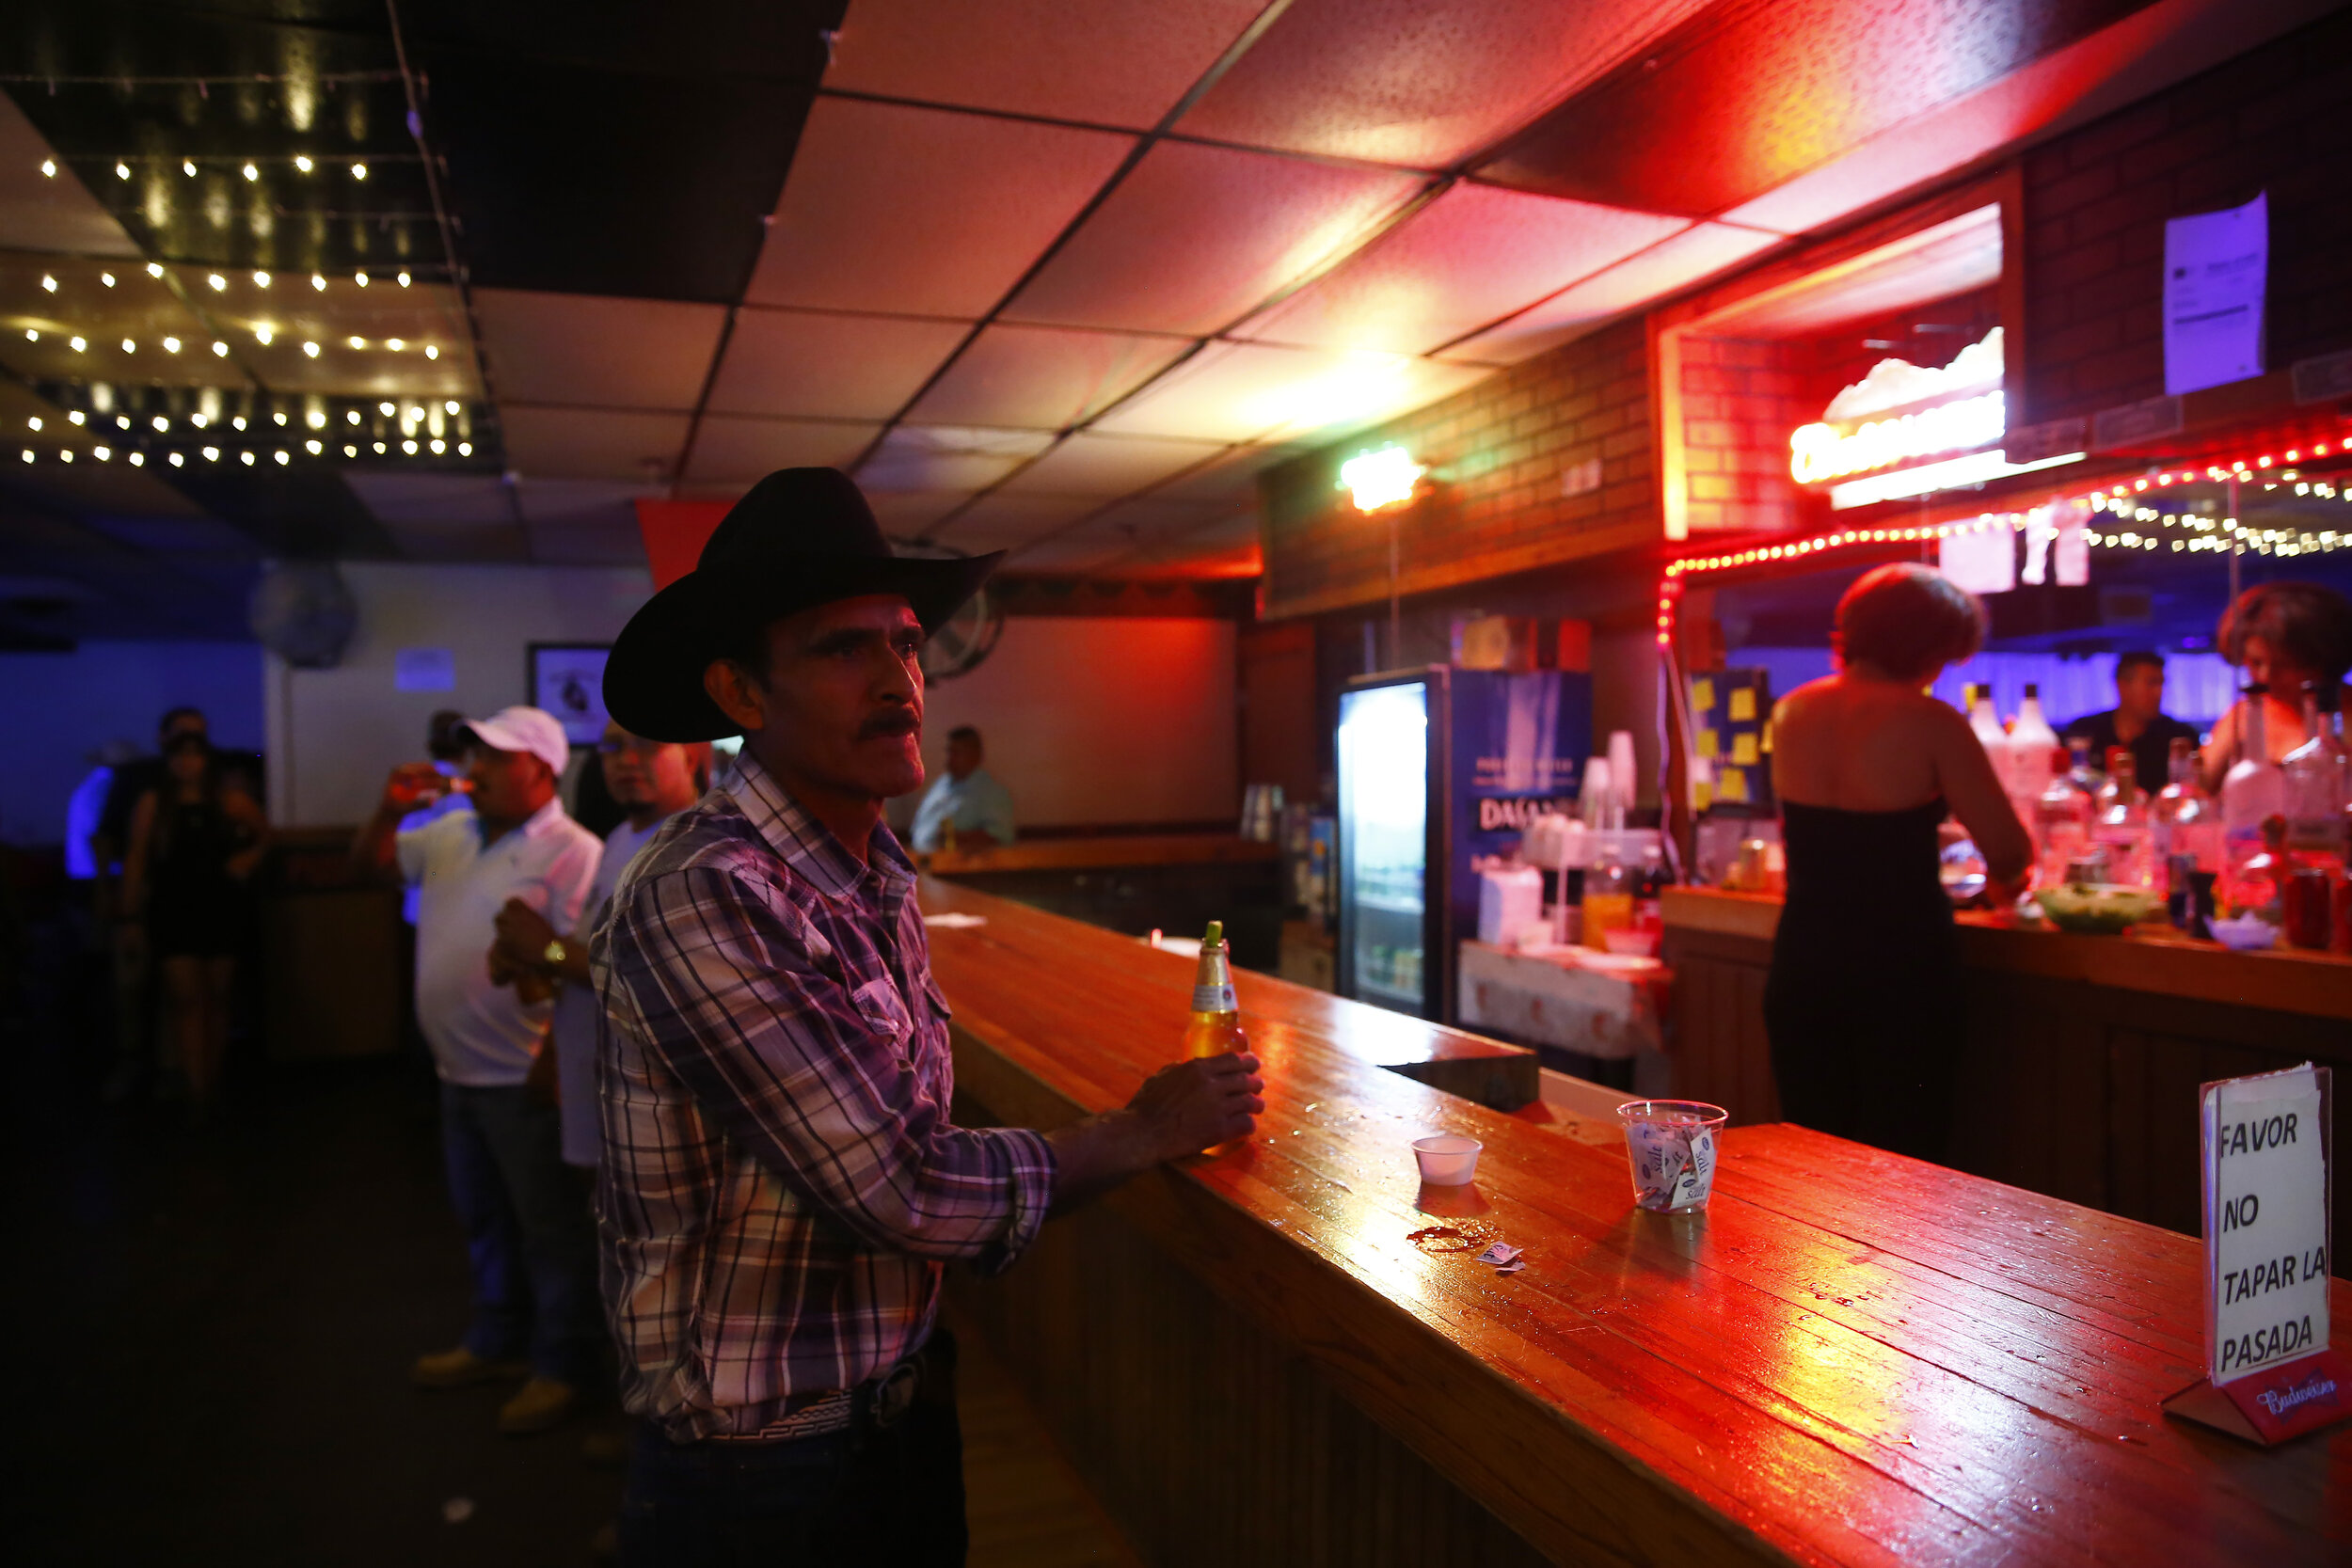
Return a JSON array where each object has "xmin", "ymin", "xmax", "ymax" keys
[{"xmin": 858, "ymin": 709, "xmax": 920, "ymax": 740}]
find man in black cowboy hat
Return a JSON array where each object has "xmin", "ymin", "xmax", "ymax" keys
[{"xmin": 594, "ymin": 468, "xmax": 1262, "ymax": 1564}]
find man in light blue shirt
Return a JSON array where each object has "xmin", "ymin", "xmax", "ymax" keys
[{"xmin": 909, "ymin": 724, "xmax": 1015, "ymax": 851}]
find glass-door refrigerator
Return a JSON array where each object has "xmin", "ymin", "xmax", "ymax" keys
[
  {"xmin": 1336, "ymin": 669, "xmax": 1446, "ymax": 1018},
  {"xmin": 1337, "ymin": 666, "xmax": 1592, "ymax": 1021}
]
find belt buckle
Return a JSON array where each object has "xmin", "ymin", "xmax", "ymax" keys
[{"xmin": 869, "ymin": 1356, "xmax": 921, "ymax": 1430}]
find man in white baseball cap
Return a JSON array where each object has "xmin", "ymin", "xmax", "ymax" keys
[{"xmin": 353, "ymin": 705, "xmax": 602, "ymax": 1434}]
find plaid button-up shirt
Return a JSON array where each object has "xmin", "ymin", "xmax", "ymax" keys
[{"xmin": 592, "ymin": 752, "xmax": 1055, "ymax": 1441}]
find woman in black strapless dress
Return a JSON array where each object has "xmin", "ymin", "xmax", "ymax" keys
[{"xmin": 1764, "ymin": 565, "xmax": 2031, "ymax": 1164}]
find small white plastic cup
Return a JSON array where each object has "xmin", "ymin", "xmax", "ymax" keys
[
  {"xmin": 1411, "ymin": 1135, "xmax": 1483, "ymax": 1186},
  {"xmin": 1615, "ymin": 1100, "xmax": 1728, "ymax": 1212}
]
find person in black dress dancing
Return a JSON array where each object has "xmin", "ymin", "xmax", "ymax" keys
[
  {"xmin": 123, "ymin": 733, "xmax": 269, "ymax": 1117},
  {"xmin": 1764, "ymin": 564, "xmax": 2029, "ymax": 1164}
]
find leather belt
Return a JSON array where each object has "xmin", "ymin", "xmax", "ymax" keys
[{"xmin": 710, "ymin": 1329, "xmax": 950, "ymax": 1445}]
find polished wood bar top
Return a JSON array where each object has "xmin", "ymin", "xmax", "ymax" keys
[
  {"xmin": 1664, "ymin": 885, "xmax": 2352, "ymax": 1022},
  {"xmin": 921, "ymin": 832, "xmax": 1279, "ymax": 876},
  {"xmin": 924, "ymin": 878, "xmax": 2350, "ymax": 1568}
]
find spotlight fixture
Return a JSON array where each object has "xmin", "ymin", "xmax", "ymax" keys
[
  {"xmin": 212, "ymin": 341, "xmax": 229, "ymax": 356},
  {"xmin": 207, "ymin": 273, "xmax": 227, "ymax": 291},
  {"xmin": 253, "ymin": 271, "xmax": 271, "ymax": 288},
  {"xmin": 40, "ymin": 274, "xmax": 56, "ymax": 292},
  {"xmin": 397, "ymin": 271, "xmax": 411, "ymax": 288},
  {"xmin": 100, "ymin": 272, "xmax": 116, "ymax": 287},
  {"xmin": 351, "ymin": 163, "xmax": 367, "ymax": 180},
  {"xmin": 162, "ymin": 337, "xmax": 181, "ymax": 353},
  {"xmin": 115, "ymin": 162, "xmax": 130, "ymax": 180},
  {"xmin": 294, "ymin": 155, "xmax": 313, "ymax": 173},
  {"xmin": 183, "ymin": 159, "xmax": 197, "ymax": 177},
  {"xmin": 241, "ymin": 163, "xmax": 259, "ymax": 181},
  {"xmin": 424, "ymin": 345, "xmax": 439, "ymax": 359},
  {"xmin": 40, "ymin": 159, "xmax": 55, "ymax": 177},
  {"xmin": 302, "ymin": 341, "xmax": 320, "ymax": 357},
  {"xmin": 311, "ymin": 274, "xmax": 326, "ymax": 291},
  {"xmin": 147, "ymin": 262, "xmax": 164, "ymax": 278},
  {"xmin": 353, "ymin": 271, "xmax": 369, "ymax": 288}
]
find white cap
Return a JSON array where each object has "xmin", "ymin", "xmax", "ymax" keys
[{"xmin": 459, "ymin": 705, "xmax": 571, "ymax": 778}]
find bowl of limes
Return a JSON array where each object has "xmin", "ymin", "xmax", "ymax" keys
[{"xmin": 2035, "ymin": 881, "xmax": 2159, "ymax": 935}]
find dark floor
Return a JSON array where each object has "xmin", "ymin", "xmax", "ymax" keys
[
  {"xmin": 5, "ymin": 964, "xmax": 624, "ymax": 1566},
  {"xmin": 1, "ymin": 906, "xmax": 1139, "ymax": 1568}
]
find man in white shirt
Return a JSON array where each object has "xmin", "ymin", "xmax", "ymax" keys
[
  {"xmin": 488, "ymin": 721, "xmax": 707, "ymax": 1170},
  {"xmin": 908, "ymin": 725, "xmax": 1015, "ymax": 852},
  {"xmin": 353, "ymin": 705, "xmax": 601, "ymax": 1434}
]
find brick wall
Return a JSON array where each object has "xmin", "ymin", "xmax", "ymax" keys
[
  {"xmin": 1676, "ymin": 335, "xmax": 1808, "ymax": 535},
  {"xmin": 1259, "ymin": 317, "xmax": 1654, "ymax": 619},
  {"xmin": 2021, "ymin": 6, "xmax": 2352, "ymax": 423}
]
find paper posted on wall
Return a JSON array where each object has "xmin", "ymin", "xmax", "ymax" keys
[{"xmin": 2164, "ymin": 192, "xmax": 2267, "ymax": 397}]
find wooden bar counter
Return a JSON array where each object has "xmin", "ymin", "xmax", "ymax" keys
[
  {"xmin": 923, "ymin": 879, "xmax": 2350, "ymax": 1567},
  {"xmin": 1662, "ymin": 886, "xmax": 2352, "ymax": 1247}
]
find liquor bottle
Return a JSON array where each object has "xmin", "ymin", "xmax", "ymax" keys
[
  {"xmin": 2006, "ymin": 683, "xmax": 2059, "ymax": 808},
  {"xmin": 1184, "ymin": 920, "xmax": 1248, "ymax": 1060},
  {"xmin": 2280, "ymin": 684, "xmax": 2350, "ymax": 950},
  {"xmin": 2090, "ymin": 747, "xmax": 2151, "ymax": 889},
  {"xmin": 2153, "ymin": 736, "xmax": 2222, "ymax": 878},
  {"xmin": 2033, "ymin": 746, "xmax": 2090, "ymax": 887},
  {"xmin": 1964, "ymin": 683, "xmax": 2009, "ymax": 771},
  {"xmin": 2221, "ymin": 683, "xmax": 2285, "ymax": 875},
  {"xmin": 2057, "ymin": 736, "xmax": 2108, "ymax": 819},
  {"xmin": 2280, "ymin": 681, "xmax": 2348, "ymax": 866},
  {"xmin": 1581, "ymin": 837, "xmax": 1636, "ymax": 948}
]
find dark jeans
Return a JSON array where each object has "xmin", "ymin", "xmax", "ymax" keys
[
  {"xmin": 439, "ymin": 1081, "xmax": 600, "ymax": 1383},
  {"xmin": 619, "ymin": 1362, "xmax": 967, "ymax": 1566}
]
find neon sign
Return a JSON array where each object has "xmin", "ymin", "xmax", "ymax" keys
[{"xmin": 1789, "ymin": 327, "xmax": 2005, "ymax": 485}]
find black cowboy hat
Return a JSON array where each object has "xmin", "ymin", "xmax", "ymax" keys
[{"xmin": 603, "ymin": 468, "xmax": 1001, "ymax": 741}]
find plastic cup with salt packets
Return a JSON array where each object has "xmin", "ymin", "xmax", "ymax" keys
[{"xmin": 1615, "ymin": 1100, "xmax": 1728, "ymax": 1212}]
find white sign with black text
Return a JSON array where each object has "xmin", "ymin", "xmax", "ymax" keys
[{"xmin": 2202, "ymin": 1063, "xmax": 2330, "ymax": 1386}]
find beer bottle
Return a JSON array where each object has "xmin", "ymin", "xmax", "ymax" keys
[{"xmin": 1183, "ymin": 920, "xmax": 1248, "ymax": 1059}]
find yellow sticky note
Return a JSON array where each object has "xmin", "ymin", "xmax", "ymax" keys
[
  {"xmin": 1716, "ymin": 766, "xmax": 1748, "ymax": 802},
  {"xmin": 1691, "ymin": 677, "xmax": 1716, "ymax": 714},
  {"xmin": 1697, "ymin": 726, "xmax": 1720, "ymax": 759},
  {"xmin": 1731, "ymin": 732, "xmax": 1759, "ymax": 765},
  {"xmin": 1728, "ymin": 687, "xmax": 1757, "ymax": 722}
]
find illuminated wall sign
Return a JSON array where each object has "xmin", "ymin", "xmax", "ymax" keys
[
  {"xmin": 1789, "ymin": 326, "xmax": 2006, "ymax": 485},
  {"xmin": 1338, "ymin": 446, "xmax": 1423, "ymax": 513}
]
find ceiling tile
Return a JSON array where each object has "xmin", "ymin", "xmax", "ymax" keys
[
  {"xmin": 343, "ymin": 471, "xmax": 515, "ymax": 524},
  {"xmin": 707, "ymin": 309, "xmax": 969, "ymax": 420},
  {"xmin": 0, "ymin": 93, "xmax": 142, "ymax": 258},
  {"xmin": 866, "ymin": 490, "xmax": 976, "ymax": 536},
  {"xmin": 81, "ymin": 514, "xmax": 260, "ymax": 555},
  {"xmin": 1473, "ymin": 0, "xmax": 2145, "ymax": 216},
  {"xmin": 6, "ymin": 463, "xmax": 215, "ymax": 518},
  {"xmin": 1003, "ymin": 142, "xmax": 1423, "ymax": 337},
  {"xmin": 1146, "ymin": 443, "xmax": 1290, "ymax": 505},
  {"xmin": 683, "ymin": 414, "xmax": 882, "ymax": 484},
  {"xmin": 855, "ymin": 425, "xmax": 1057, "ymax": 494},
  {"xmin": 997, "ymin": 431, "xmax": 1232, "ymax": 498},
  {"xmin": 998, "ymin": 533, "xmax": 1121, "ymax": 574},
  {"xmin": 1234, "ymin": 184, "xmax": 1689, "ymax": 355},
  {"xmin": 1176, "ymin": 0, "xmax": 1718, "ymax": 168},
  {"xmin": 1438, "ymin": 224, "xmax": 1785, "ymax": 364},
  {"xmin": 527, "ymin": 517, "xmax": 647, "ymax": 568},
  {"xmin": 499, "ymin": 405, "xmax": 691, "ymax": 482},
  {"xmin": 930, "ymin": 490, "xmax": 1106, "ymax": 551},
  {"xmin": 386, "ymin": 521, "xmax": 532, "ymax": 563},
  {"xmin": 1089, "ymin": 341, "xmax": 1491, "ymax": 444},
  {"xmin": 825, "ymin": 0, "xmax": 1268, "ymax": 128},
  {"xmin": 473, "ymin": 288, "xmax": 724, "ymax": 410},
  {"xmin": 905, "ymin": 324, "xmax": 1194, "ymax": 431},
  {"xmin": 514, "ymin": 478, "xmax": 668, "ymax": 526},
  {"xmin": 747, "ymin": 98, "xmax": 1134, "ymax": 318}
]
